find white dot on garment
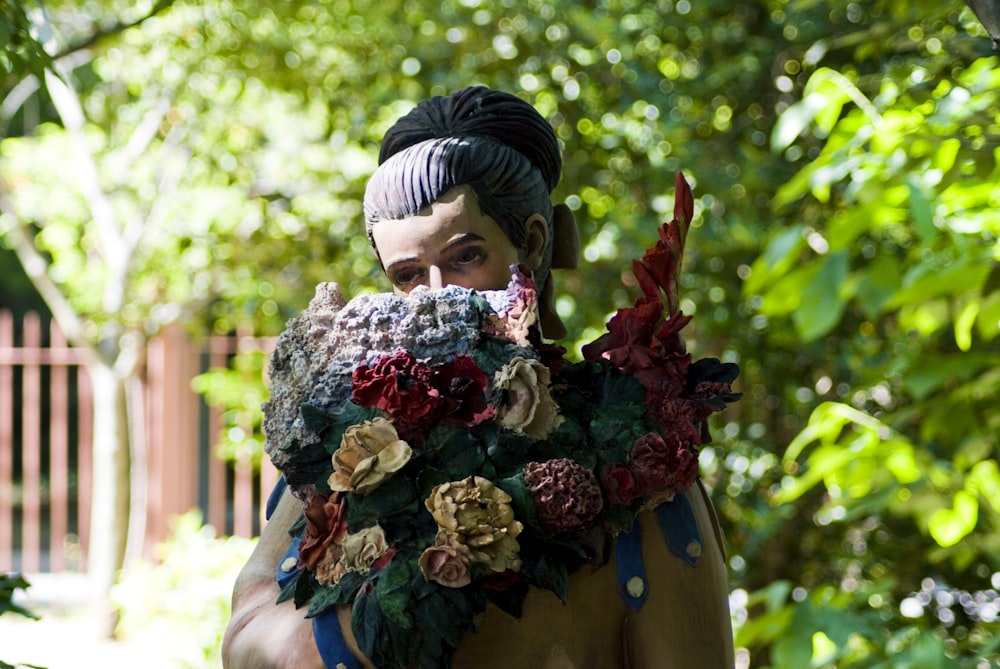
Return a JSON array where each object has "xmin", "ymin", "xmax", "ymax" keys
[
  {"xmin": 686, "ymin": 541, "xmax": 702, "ymax": 558},
  {"xmin": 626, "ymin": 576, "xmax": 646, "ymax": 598},
  {"xmin": 281, "ymin": 556, "xmax": 299, "ymax": 573}
]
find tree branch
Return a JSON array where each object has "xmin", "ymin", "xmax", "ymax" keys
[
  {"xmin": 0, "ymin": 177, "xmax": 103, "ymax": 362},
  {"xmin": 50, "ymin": 0, "xmax": 177, "ymax": 61}
]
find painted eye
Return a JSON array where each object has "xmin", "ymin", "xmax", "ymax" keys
[
  {"xmin": 391, "ymin": 267, "xmax": 423, "ymax": 287},
  {"xmin": 454, "ymin": 247, "xmax": 485, "ymax": 266}
]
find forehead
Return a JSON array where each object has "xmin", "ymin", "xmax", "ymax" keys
[{"xmin": 370, "ymin": 187, "xmax": 513, "ymax": 259}]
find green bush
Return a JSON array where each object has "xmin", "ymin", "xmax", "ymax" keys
[{"xmin": 112, "ymin": 512, "xmax": 256, "ymax": 669}]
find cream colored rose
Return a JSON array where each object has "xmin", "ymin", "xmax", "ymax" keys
[
  {"xmin": 418, "ymin": 534, "xmax": 473, "ymax": 588},
  {"xmin": 341, "ymin": 524, "xmax": 392, "ymax": 573},
  {"xmin": 328, "ymin": 418, "xmax": 411, "ymax": 494},
  {"xmin": 494, "ymin": 357, "xmax": 563, "ymax": 440},
  {"xmin": 425, "ymin": 476, "xmax": 523, "ymax": 573}
]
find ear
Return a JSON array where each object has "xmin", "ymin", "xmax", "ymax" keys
[
  {"xmin": 523, "ymin": 213, "xmax": 549, "ymax": 270},
  {"xmin": 550, "ymin": 203, "xmax": 579, "ymax": 270}
]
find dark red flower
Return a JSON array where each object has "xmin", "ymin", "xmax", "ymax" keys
[
  {"xmin": 523, "ymin": 459, "xmax": 604, "ymax": 535},
  {"xmin": 630, "ymin": 431, "xmax": 699, "ymax": 501},
  {"xmin": 433, "ymin": 356, "xmax": 493, "ymax": 426},
  {"xmin": 582, "ymin": 173, "xmax": 697, "ymax": 392},
  {"xmin": 601, "ymin": 462, "xmax": 642, "ymax": 507},
  {"xmin": 632, "ymin": 172, "xmax": 692, "ymax": 314},
  {"xmin": 352, "ymin": 351, "xmax": 442, "ymax": 435},
  {"xmin": 298, "ymin": 493, "xmax": 350, "ymax": 571},
  {"xmin": 581, "ymin": 299, "xmax": 661, "ymax": 367}
]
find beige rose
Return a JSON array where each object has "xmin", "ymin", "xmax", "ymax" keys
[
  {"xmin": 418, "ymin": 534, "xmax": 473, "ymax": 588},
  {"xmin": 328, "ymin": 418, "xmax": 412, "ymax": 495},
  {"xmin": 341, "ymin": 524, "xmax": 392, "ymax": 574},
  {"xmin": 315, "ymin": 524, "xmax": 393, "ymax": 585},
  {"xmin": 494, "ymin": 357, "xmax": 563, "ymax": 440},
  {"xmin": 425, "ymin": 476, "xmax": 523, "ymax": 573}
]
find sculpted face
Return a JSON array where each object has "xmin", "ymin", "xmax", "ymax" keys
[{"xmin": 372, "ymin": 185, "xmax": 544, "ymax": 295}]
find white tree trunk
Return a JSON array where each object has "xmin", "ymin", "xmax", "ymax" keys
[{"xmin": 86, "ymin": 361, "xmax": 132, "ymax": 638}]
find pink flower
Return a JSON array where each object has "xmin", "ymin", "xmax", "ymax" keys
[
  {"xmin": 523, "ymin": 459, "xmax": 604, "ymax": 535},
  {"xmin": 419, "ymin": 535, "xmax": 473, "ymax": 588}
]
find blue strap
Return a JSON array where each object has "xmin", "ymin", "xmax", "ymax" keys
[
  {"xmin": 273, "ymin": 528, "xmax": 360, "ymax": 668},
  {"xmin": 313, "ymin": 609, "xmax": 362, "ymax": 669},
  {"xmin": 656, "ymin": 494, "xmax": 702, "ymax": 567},
  {"xmin": 615, "ymin": 494, "xmax": 704, "ymax": 610},
  {"xmin": 276, "ymin": 536, "xmax": 301, "ymax": 589},
  {"xmin": 266, "ymin": 475, "xmax": 288, "ymax": 520},
  {"xmin": 616, "ymin": 519, "xmax": 649, "ymax": 611}
]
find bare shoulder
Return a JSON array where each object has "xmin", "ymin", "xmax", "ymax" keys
[{"xmin": 222, "ymin": 490, "xmax": 326, "ymax": 669}]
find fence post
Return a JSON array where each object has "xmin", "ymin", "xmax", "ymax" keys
[
  {"xmin": 144, "ymin": 324, "xmax": 201, "ymax": 554},
  {"xmin": 0, "ymin": 310, "xmax": 13, "ymax": 571}
]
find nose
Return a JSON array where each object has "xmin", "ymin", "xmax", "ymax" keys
[{"xmin": 427, "ymin": 265, "xmax": 445, "ymax": 289}]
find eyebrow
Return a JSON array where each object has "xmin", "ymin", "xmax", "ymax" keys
[{"xmin": 383, "ymin": 233, "xmax": 488, "ymax": 270}]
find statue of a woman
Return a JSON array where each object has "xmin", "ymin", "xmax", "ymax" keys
[{"xmin": 223, "ymin": 86, "xmax": 735, "ymax": 669}]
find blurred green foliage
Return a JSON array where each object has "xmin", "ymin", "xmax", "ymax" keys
[
  {"xmin": 2, "ymin": 0, "xmax": 999, "ymax": 666},
  {"xmin": 113, "ymin": 511, "xmax": 256, "ymax": 669},
  {"xmin": 0, "ymin": 573, "xmax": 41, "ymax": 669}
]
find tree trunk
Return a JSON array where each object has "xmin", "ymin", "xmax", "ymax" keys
[{"xmin": 86, "ymin": 361, "xmax": 132, "ymax": 638}]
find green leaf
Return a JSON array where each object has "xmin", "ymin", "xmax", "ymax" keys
[
  {"xmin": 928, "ymin": 491, "xmax": 978, "ymax": 547},
  {"xmin": 907, "ymin": 178, "xmax": 938, "ymax": 243},
  {"xmin": 792, "ymin": 251, "xmax": 849, "ymax": 342},
  {"xmin": 854, "ymin": 254, "xmax": 901, "ymax": 318},
  {"xmin": 376, "ymin": 559, "xmax": 416, "ymax": 630},
  {"xmin": 772, "ymin": 602, "xmax": 814, "ymax": 668},
  {"xmin": 346, "ymin": 477, "xmax": 420, "ymax": 529}
]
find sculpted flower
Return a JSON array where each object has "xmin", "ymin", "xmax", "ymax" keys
[
  {"xmin": 523, "ymin": 459, "xmax": 604, "ymax": 534},
  {"xmin": 328, "ymin": 418, "xmax": 412, "ymax": 495},
  {"xmin": 426, "ymin": 476, "xmax": 523, "ymax": 573},
  {"xmin": 433, "ymin": 355, "xmax": 493, "ymax": 426},
  {"xmin": 601, "ymin": 462, "xmax": 642, "ymax": 507},
  {"xmin": 494, "ymin": 357, "xmax": 563, "ymax": 440},
  {"xmin": 418, "ymin": 534, "xmax": 473, "ymax": 588},
  {"xmin": 341, "ymin": 524, "xmax": 395, "ymax": 574},
  {"xmin": 482, "ymin": 265, "xmax": 538, "ymax": 347},
  {"xmin": 298, "ymin": 493, "xmax": 350, "ymax": 571},
  {"xmin": 352, "ymin": 351, "xmax": 442, "ymax": 435},
  {"xmin": 630, "ymin": 431, "xmax": 699, "ymax": 504}
]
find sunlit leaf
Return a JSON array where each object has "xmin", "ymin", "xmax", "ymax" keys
[{"xmin": 928, "ymin": 491, "xmax": 978, "ymax": 547}]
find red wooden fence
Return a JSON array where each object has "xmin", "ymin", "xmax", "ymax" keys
[{"xmin": 0, "ymin": 309, "xmax": 277, "ymax": 574}]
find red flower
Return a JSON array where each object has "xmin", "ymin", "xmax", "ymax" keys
[
  {"xmin": 352, "ymin": 352, "xmax": 493, "ymax": 439},
  {"xmin": 523, "ymin": 459, "xmax": 604, "ymax": 535},
  {"xmin": 601, "ymin": 462, "xmax": 642, "ymax": 507},
  {"xmin": 298, "ymin": 493, "xmax": 350, "ymax": 571},
  {"xmin": 633, "ymin": 173, "xmax": 692, "ymax": 315},
  {"xmin": 630, "ymin": 431, "xmax": 699, "ymax": 502},
  {"xmin": 582, "ymin": 173, "xmax": 697, "ymax": 393},
  {"xmin": 581, "ymin": 299, "xmax": 661, "ymax": 370},
  {"xmin": 352, "ymin": 351, "xmax": 443, "ymax": 436},
  {"xmin": 433, "ymin": 356, "xmax": 493, "ymax": 426}
]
